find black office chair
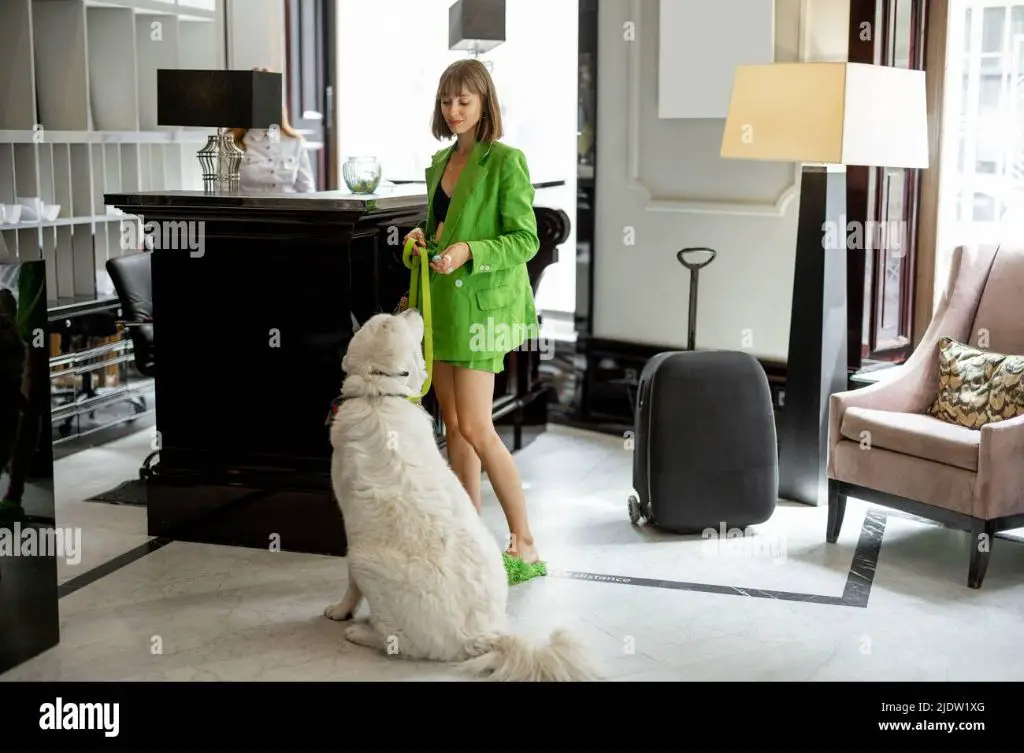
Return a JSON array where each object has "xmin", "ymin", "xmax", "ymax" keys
[{"xmin": 105, "ymin": 252, "xmax": 158, "ymax": 478}]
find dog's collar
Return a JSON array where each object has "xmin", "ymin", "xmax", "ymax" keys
[
  {"xmin": 364, "ymin": 369, "xmax": 415, "ymax": 400},
  {"xmin": 326, "ymin": 391, "xmax": 412, "ymax": 425},
  {"xmin": 325, "ymin": 371, "xmax": 418, "ymax": 424}
]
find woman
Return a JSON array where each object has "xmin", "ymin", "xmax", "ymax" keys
[
  {"xmin": 229, "ymin": 68, "xmax": 315, "ymax": 193},
  {"xmin": 402, "ymin": 59, "xmax": 542, "ymax": 568}
]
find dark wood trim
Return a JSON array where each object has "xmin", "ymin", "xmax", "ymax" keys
[
  {"xmin": 846, "ymin": 0, "xmax": 874, "ymax": 376},
  {"xmin": 829, "ymin": 479, "xmax": 1024, "ymax": 589},
  {"xmin": 572, "ymin": 0, "xmax": 599, "ymax": 422},
  {"xmin": 283, "ymin": 0, "xmax": 336, "ymax": 190},
  {"xmin": 863, "ymin": 0, "xmax": 890, "ymax": 362},
  {"xmin": 846, "ymin": 0, "xmax": 928, "ymax": 371},
  {"xmin": 864, "ymin": 0, "xmax": 927, "ymax": 364},
  {"xmin": 575, "ymin": 0, "xmax": 598, "ymax": 344},
  {"xmin": 579, "ymin": 336, "xmax": 788, "ymax": 383},
  {"xmin": 220, "ymin": 0, "xmax": 231, "ymax": 69},
  {"xmin": 321, "ymin": 0, "xmax": 337, "ymax": 190},
  {"xmin": 913, "ymin": 0, "xmax": 949, "ymax": 346},
  {"xmin": 904, "ymin": 0, "xmax": 927, "ymax": 344},
  {"xmin": 865, "ymin": 0, "xmax": 891, "ymax": 356},
  {"xmin": 560, "ymin": 335, "xmax": 788, "ymax": 437}
]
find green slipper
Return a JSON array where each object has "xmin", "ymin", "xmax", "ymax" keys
[{"xmin": 503, "ymin": 551, "xmax": 547, "ymax": 585}]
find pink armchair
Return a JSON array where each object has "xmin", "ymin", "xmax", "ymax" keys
[{"xmin": 826, "ymin": 243, "xmax": 1024, "ymax": 588}]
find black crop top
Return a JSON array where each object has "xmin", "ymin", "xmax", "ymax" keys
[{"xmin": 432, "ymin": 184, "xmax": 451, "ymax": 222}]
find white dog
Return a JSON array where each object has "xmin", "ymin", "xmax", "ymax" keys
[{"xmin": 324, "ymin": 308, "xmax": 601, "ymax": 681}]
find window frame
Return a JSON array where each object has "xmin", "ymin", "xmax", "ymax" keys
[
  {"xmin": 283, "ymin": 0, "xmax": 337, "ymax": 190},
  {"xmin": 847, "ymin": 0, "xmax": 928, "ymax": 372}
]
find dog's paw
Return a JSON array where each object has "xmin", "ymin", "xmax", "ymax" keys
[
  {"xmin": 324, "ymin": 602, "xmax": 354, "ymax": 621},
  {"xmin": 343, "ymin": 622, "xmax": 384, "ymax": 649}
]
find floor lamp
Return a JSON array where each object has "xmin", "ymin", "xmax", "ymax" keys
[{"xmin": 719, "ymin": 62, "xmax": 929, "ymax": 506}]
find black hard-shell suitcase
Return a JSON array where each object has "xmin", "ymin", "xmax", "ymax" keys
[{"xmin": 627, "ymin": 248, "xmax": 778, "ymax": 533}]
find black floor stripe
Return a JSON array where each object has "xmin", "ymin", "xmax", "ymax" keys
[
  {"xmin": 546, "ymin": 569, "xmax": 849, "ymax": 605},
  {"xmin": 58, "ymin": 537, "xmax": 174, "ymax": 599},
  {"xmin": 55, "ymin": 506, "xmax": 890, "ymax": 606},
  {"xmin": 839, "ymin": 509, "xmax": 886, "ymax": 606},
  {"xmin": 547, "ymin": 508, "xmax": 888, "ymax": 608}
]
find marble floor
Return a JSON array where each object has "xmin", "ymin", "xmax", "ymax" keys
[{"xmin": 4, "ymin": 418, "xmax": 1024, "ymax": 682}]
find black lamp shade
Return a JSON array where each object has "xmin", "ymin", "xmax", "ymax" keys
[
  {"xmin": 156, "ymin": 69, "xmax": 282, "ymax": 129},
  {"xmin": 449, "ymin": 0, "xmax": 506, "ymax": 53}
]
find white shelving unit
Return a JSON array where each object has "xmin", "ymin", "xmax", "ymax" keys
[{"xmin": 0, "ymin": 0, "xmax": 224, "ymax": 302}]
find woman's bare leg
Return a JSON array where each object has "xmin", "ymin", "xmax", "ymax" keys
[
  {"xmin": 452, "ymin": 365, "xmax": 540, "ymax": 563},
  {"xmin": 432, "ymin": 361, "xmax": 482, "ymax": 511}
]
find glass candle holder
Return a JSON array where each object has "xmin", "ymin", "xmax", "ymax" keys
[{"xmin": 342, "ymin": 157, "xmax": 382, "ymax": 194}]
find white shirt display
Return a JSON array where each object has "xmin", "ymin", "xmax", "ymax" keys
[{"xmin": 239, "ymin": 129, "xmax": 315, "ymax": 193}]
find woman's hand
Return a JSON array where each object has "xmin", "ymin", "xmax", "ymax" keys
[
  {"xmin": 403, "ymin": 227, "xmax": 427, "ymax": 256},
  {"xmin": 431, "ymin": 242, "xmax": 472, "ymax": 274}
]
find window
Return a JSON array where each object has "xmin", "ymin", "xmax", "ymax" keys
[
  {"xmin": 333, "ymin": 0, "xmax": 579, "ymax": 316},
  {"xmin": 983, "ymin": 5, "xmax": 1006, "ymax": 51},
  {"xmin": 935, "ymin": 0, "xmax": 1024, "ymax": 307},
  {"xmin": 848, "ymin": 0, "xmax": 925, "ymax": 366},
  {"xmin": 284, "ymin": 0, "xmax": 334, "ymax": 190}
]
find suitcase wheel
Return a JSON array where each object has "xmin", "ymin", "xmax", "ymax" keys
[{"xmin": 627, "ymin": 494, "xmax": 642, "ymax": 525}]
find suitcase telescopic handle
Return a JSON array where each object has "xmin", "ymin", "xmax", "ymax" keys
[
  {"xmin": 676, "ymin": 247, "xmax": 716, "ymax": 351},
  {"xmin": 676, "ymin": 247, "xmax": 717, "ymax": 270}
]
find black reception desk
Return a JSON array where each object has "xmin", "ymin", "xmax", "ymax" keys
[{"xmin": 104, "ymin": 183, "xmax": 569, "ymax": 556}]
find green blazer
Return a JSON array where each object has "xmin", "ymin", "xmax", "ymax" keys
[{"xmin": 403, "ymin": 139, "xmax": 540, "ymax": 364}]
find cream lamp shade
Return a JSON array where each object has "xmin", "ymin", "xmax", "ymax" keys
[{"xmin": 720, "ymin": 62, "xmax": 929, "ymax": 169}]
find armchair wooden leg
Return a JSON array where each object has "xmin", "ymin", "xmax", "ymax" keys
[
  {"xmin": 968, "ymin": 520, "xmax": 996, "ymax": 589},
  {"xmin": 826, "ymin": 479, "xmax": 846, "ymax": 544}
]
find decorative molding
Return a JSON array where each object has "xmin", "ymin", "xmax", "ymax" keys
[
  {"xmin": 657, "ymin": 0, "xmax": 777, "ymax": 119},
  {"xmin": 625, "ymin": 0, "xmax": 810, "ymax": 216}
]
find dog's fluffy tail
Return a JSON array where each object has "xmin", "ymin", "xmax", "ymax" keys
[{"xmin": 459, "ymin": 629, "xmax": 603, "ymax": 682}]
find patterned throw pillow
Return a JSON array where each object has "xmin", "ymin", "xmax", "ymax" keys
[{"xmin": 929, "ymin": 337, "xmax": 1024, "ymax": 429}]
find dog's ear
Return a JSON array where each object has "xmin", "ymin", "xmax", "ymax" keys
[
  {"xmin": 400, "ymin": 307, "xmax": 424, "ymax": 342},
  {"xmin": 341, "ymin": 322, "xmax": 369, "ymax": 375}
]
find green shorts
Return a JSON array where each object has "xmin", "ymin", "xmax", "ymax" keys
[{"xmin": 438, "ymin": 356, "xmax": 506, "ymax": 375}]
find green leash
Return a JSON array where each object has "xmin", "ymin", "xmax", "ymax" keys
[
  {"xmin": 401, "ymin": 238, "xmax": 544, "ymax": 586},
  {"xmin": 402, "ymin": 237, "xmax": 434, "ymax": 402}
]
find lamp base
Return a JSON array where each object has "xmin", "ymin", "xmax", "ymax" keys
[
  {"xmin": 778, "ymin": 165, "xmax": 849, "ymax": 507},
  {"xmin": 196, "ymin": 131, "xmax": 244, "ymax": 194}
]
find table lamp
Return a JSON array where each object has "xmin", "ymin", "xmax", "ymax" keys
[
  {"xmin": 720, "ymin": 61, "xmax": 929, "ymax": 507},
  {"xmin": 156, "ymin": 69, "xmax": 283, "ymax": 192}
]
